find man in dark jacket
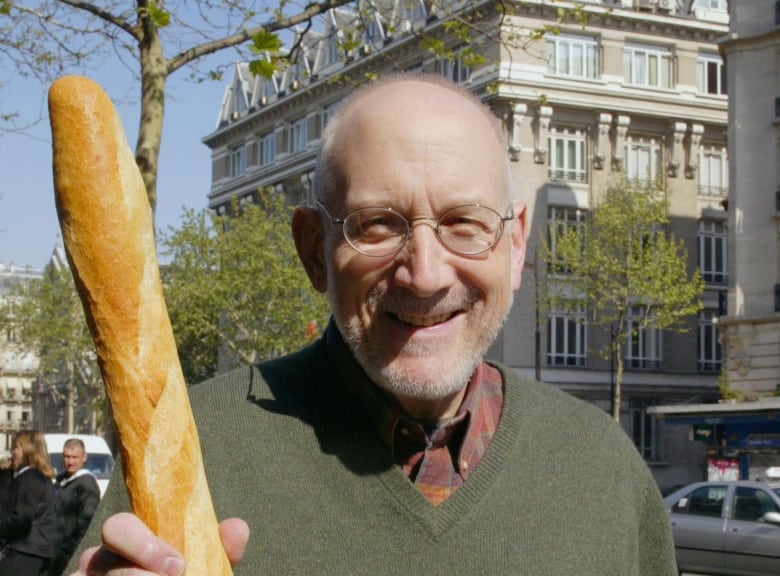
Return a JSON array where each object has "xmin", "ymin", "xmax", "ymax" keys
[{"xmin": 46, "ymin": 439, "xmax": 99, "ymax": 576}]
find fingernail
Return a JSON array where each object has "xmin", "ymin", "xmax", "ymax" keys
[{"xmin": 162, "ymin": 556, "xmax": 186, "ymax": 576}]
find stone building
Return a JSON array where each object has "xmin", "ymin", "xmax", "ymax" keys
[
  {"xmin": 0, "ymin": 261, "xmax": 41, "ymax": 456},
  {"xmin": 202, "ymin": 0, "xmax": 730, "ymax": 489},
  {"xmin": 650, "ymin": 1, "xmax": 780, "ymax": 483},
  {"xmin": 717, "ymin": 2, "xmax": 780, "ymax": 398}
]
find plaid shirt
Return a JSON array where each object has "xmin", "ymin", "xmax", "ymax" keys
[{"xmin": 326, "ymin": 322, "xmax": 504, "ymax": 506}]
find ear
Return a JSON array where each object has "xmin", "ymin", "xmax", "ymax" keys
[
  {"xmin": 509, "ymin": 201, "xmax": 528, "ymax": 291},
  {"xmin": 292, "ymin": 206, "xmax": 328, "ymax": 293}
]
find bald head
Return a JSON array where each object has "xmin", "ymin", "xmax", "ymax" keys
[{"xmin": 313, "ymin": 74, "xmax": 510, "ymax": 206}]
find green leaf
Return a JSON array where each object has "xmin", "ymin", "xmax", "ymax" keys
[
  {"xmin": 250, "ymin": 30, "xmax": 282, "ymax": 54},
  {"xmin": 248, "ymin": 59, "xmax": 276, "ymax": 78},
  {"xmin": 147, "ymin": 2, "xmax": 170, "ymax": 28}
]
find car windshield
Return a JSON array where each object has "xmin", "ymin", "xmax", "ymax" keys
[{"xmin": 49, "ymin": 453, "xmax": 115, "ymax": 480}]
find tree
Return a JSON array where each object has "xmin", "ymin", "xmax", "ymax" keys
[
  {"xmin": 1, "ymin": 0, "xmax": 359, "ymax": 213},
  {"xmin": 160, "ymin": 187, "xmax": 330, "ymax": 383},
  {"xmin": 4, "ymin": 259, "xmax": 104, "ymax": 432},
  {"xmin": 541, "ymin": 178, "xmax": 704, "ymax": 421},
  {"xmin": 0, "ymin": 0, "xmax": 585, "ymax": 217}
]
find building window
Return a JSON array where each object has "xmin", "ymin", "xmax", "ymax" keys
[
  {"xmin": 698, "ymin": 309, "xmax": 722, "ymax": 373},
  {"xmin": 400, "ymin": 0, "xmax": 426, "ymax": 23},
  {"xmin": 436, "ymin": 56, "xmax": 470, "ymax": 83},
  {"xmin": 229, "ymin": 145, "xmax": 246, "ymax": 177},
  {"xmin": 258, "ymin": 78, "xmax": 277, "ymax": 102},
  {"xmin": 624, "ymin": 44, "xmax": 672, "ymax": 89},
  {"xmin": 625, "ymin": 306, "xmax": 661, "ymax": 370},
  {"xmin": 547, "ymin": 206, "xmax": 587, "ymax": 273},
  {"xmin": 697, "ymin": 0, "xmax": 728, "ymax": 11},
  {"xmin": 258, "ymin": 132, "xmax": 275, "ymax": 166},
  {"xmin": 698, "ymin": 146, "xmax": 728, "ymax": 197},
  {"xmin": 322, "ymin": 101, "xmax": 340, "ymax": 129},
  {"xmin": 625, "ymin": 136, "xmax": 662, "ymax": 183},
  {"xmin": 230, "ymin": 86, "xmax": 248, "ymax": 117},
  {"xmin": 290, "ymin": 117, "xmax": 308, "ymax": 153},
  {"xmin": 547, "ymin": 308, "xmax": 586, "ymax": 367},
  {"xmin": 631, "ymin": 398, "xmax": 659, "ymax": 460},
  {"xmin": 546, "ymin": 34, "xmax": 598, "ymax": 79},
  {"xmin": 364, "ymin": 15, "xmax": 387, "ymax": 44},
  {"xmin": 697, "ymin": 54, "xmax": 726, "ymax": 96},
  {"xmin": 548, "ymin": 126, "xmax": 587, "ymax": 182},
  {"xmin": 322, "ymin": 32, "xmax": 341, "ymax": 67},
  {"xmin": 698, "ymin": 220, "xmax": 728, "ymax": 285}
]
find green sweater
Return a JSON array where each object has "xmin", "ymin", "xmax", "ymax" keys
[{"xmin": 80, "ymin": 339, "xmax": 677, "ymax": 575}]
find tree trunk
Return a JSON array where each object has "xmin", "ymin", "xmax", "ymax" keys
[
  {"xmin": 135, "ymin": 16, "xmax": 167, "ymax": 219},
  {"xmin": 66, "ymin": 382, "xmax": 74, "ymax": 433},
  {"xmin": 612, "ymin": 340, "xmax": 624, "ymax": 422}
]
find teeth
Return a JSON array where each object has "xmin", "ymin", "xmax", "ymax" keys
[{"xmin": 397, "ymin": 313, "xmax": 451, "ymax": 327}]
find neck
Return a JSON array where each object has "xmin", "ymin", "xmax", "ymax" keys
[{"xmin": 391, "ymin": 386, "xmax": 468, "ymax": 421}]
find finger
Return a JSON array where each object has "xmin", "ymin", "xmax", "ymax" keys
[
  {"xmin": 219, "ymin": 518, "xmax": 250, "ymax": 566},
  {"xmin": 70, "ymin": 545, "xmax": 100, "ymax": 575},
  {"xmin": 99, "ymin": 513, "xmax": 186, "ymax": 576},
  {"xmin": 83, "ymin": 547, "xmax": 135, "ymax": 576}
]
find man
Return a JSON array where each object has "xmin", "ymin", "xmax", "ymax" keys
[
  {"xmin": 49, "ymin": 438, "xmax": 100, "ymax": 575},
  {"xmin": 69, "ymin": 74, "xmax": 677, "ymax": 575}
]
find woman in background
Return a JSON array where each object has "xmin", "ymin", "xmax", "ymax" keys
[{"xmin": 0, "ymin": 430, "xmax": 59, "ymax": 575}]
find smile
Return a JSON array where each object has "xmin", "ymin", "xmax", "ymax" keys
[{"xmin": 395, "ymin": 312, "xmax": 454, "ymax": 327}]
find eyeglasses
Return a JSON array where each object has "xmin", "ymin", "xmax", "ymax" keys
[{"xmin": 315, "ymin": 200, "xmax": 514, "ymax": 257}]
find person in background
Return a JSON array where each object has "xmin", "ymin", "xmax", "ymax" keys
[
  {"xmin": 0, "ymin": 430, "xmax": 59, "ymax": 576},
  {"xmin": 45, "ymin": 438, "xmax": 100, "ymax": 576},
  {"xmin": 69, "ymin": 73, "xmax": 676, "ymax": 576},
  {"xmin": 0, "ymin": 457, "xmax": 13, "ymax": 497}
]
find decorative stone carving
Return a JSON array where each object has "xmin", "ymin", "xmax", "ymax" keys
[
  {"xmin": 611, "ymin": 115, "xmax": 630, "ymax": 172},
  {"xmin": 685, "ymin": 124, "xmax": 704, "ymax": 179},
  {"xmin": 534, "ymin": 105, "xmax": 553, "ymax": 165},
  {"xmin": 593, "ymin": 112, "xmax": 612, "ymax": 171},
  {"xmin": 667, "ymin": 121, "xmax": 687, "ymax": 178},
  {"xmin": 508, "ymin": 103, "xmax": 528, "ymax": 162}
]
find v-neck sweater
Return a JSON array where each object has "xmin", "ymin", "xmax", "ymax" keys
[{"xmin": 81, "ymin": 338, "xmax": 676, "ymax": 575}]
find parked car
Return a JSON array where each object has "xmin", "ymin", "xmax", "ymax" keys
[{"xmin": 663, "ymin": 480, "xmax": 780, "ymax": 576}]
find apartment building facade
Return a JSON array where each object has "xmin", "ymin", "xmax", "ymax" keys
[
  {"xmin": 0, "ymin": 261, "xmax": 41, "ymax": 455},
  {"xmin": 717, "ymin": 2, "xmax": 780, "ymax": 398},
  {"xmin": 203, "ymin": 0, "xmax": 730, "ymax": 489},
  {"xmin": 650, "ymin": 1, "xmax": 780, "ymax": 483}
]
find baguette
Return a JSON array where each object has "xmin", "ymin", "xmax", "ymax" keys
[{"xmin": 48, "ymin": 75, "xmax": 232, "ymax": 576}]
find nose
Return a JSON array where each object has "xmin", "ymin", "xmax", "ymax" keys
[{"xmin": 393, "ymin": 219, "xmax": 452, "ymax": 296}]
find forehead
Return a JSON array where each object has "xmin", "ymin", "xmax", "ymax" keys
[{"xmin": 330, "ymin": 81, "xmax": 507, "ymax": 209}]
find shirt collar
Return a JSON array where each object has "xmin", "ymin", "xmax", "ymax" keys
[
  {"xmin": 323, "ymin": 319, "xmax": 497, "ymax": 467},
  {"xmin": 13, "ymin": 465, "xmax": 30, "ymax": 478}
]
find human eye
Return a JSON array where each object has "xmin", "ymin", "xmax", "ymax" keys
[
  {"xmin": 440, "ymin": 207, "xmax": 495, "ymax": 237},
  {"xmin": 347, "ymin": 209, "xmax": 405, "ymax": 243}
]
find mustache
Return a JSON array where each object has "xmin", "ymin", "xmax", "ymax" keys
[{"xmin": 366, "ymin": 286, "xmax": 481, "ymax": 316}]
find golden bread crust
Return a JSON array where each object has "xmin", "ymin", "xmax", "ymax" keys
[{"xmin": 49, "ymin": 75, "xmax": 232, "ymax": 575}]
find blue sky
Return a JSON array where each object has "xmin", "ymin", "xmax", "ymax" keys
[{"xmin": 0, "ymin": 62, "xmax": 233, "ymax": 269}]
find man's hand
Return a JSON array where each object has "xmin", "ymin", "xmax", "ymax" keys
[{"xmin": 70, "ymin": 513, "xmax": 249, "ymax": 576}]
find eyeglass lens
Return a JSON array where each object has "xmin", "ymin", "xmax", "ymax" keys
[{"xmin": 342, "ymin": 205, "xmax": 505, "ymax": 256}]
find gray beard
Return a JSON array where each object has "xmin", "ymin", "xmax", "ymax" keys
[{"xmin": 332, "ymin": 288, "xmax": 513, "ymax": 402}]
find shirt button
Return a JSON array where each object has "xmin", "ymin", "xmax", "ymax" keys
[
  {"xmin": 461, "ymin": 460, "xmax": 469, "ymax": 471},
  {"xmin": 400, "ymin": 427, "xmax": 410, "ymax": 436}
]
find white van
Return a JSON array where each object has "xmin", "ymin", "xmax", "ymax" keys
[{"xmin": 44, "ymin": 433, "xmax": 115, "ymax": 497}]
